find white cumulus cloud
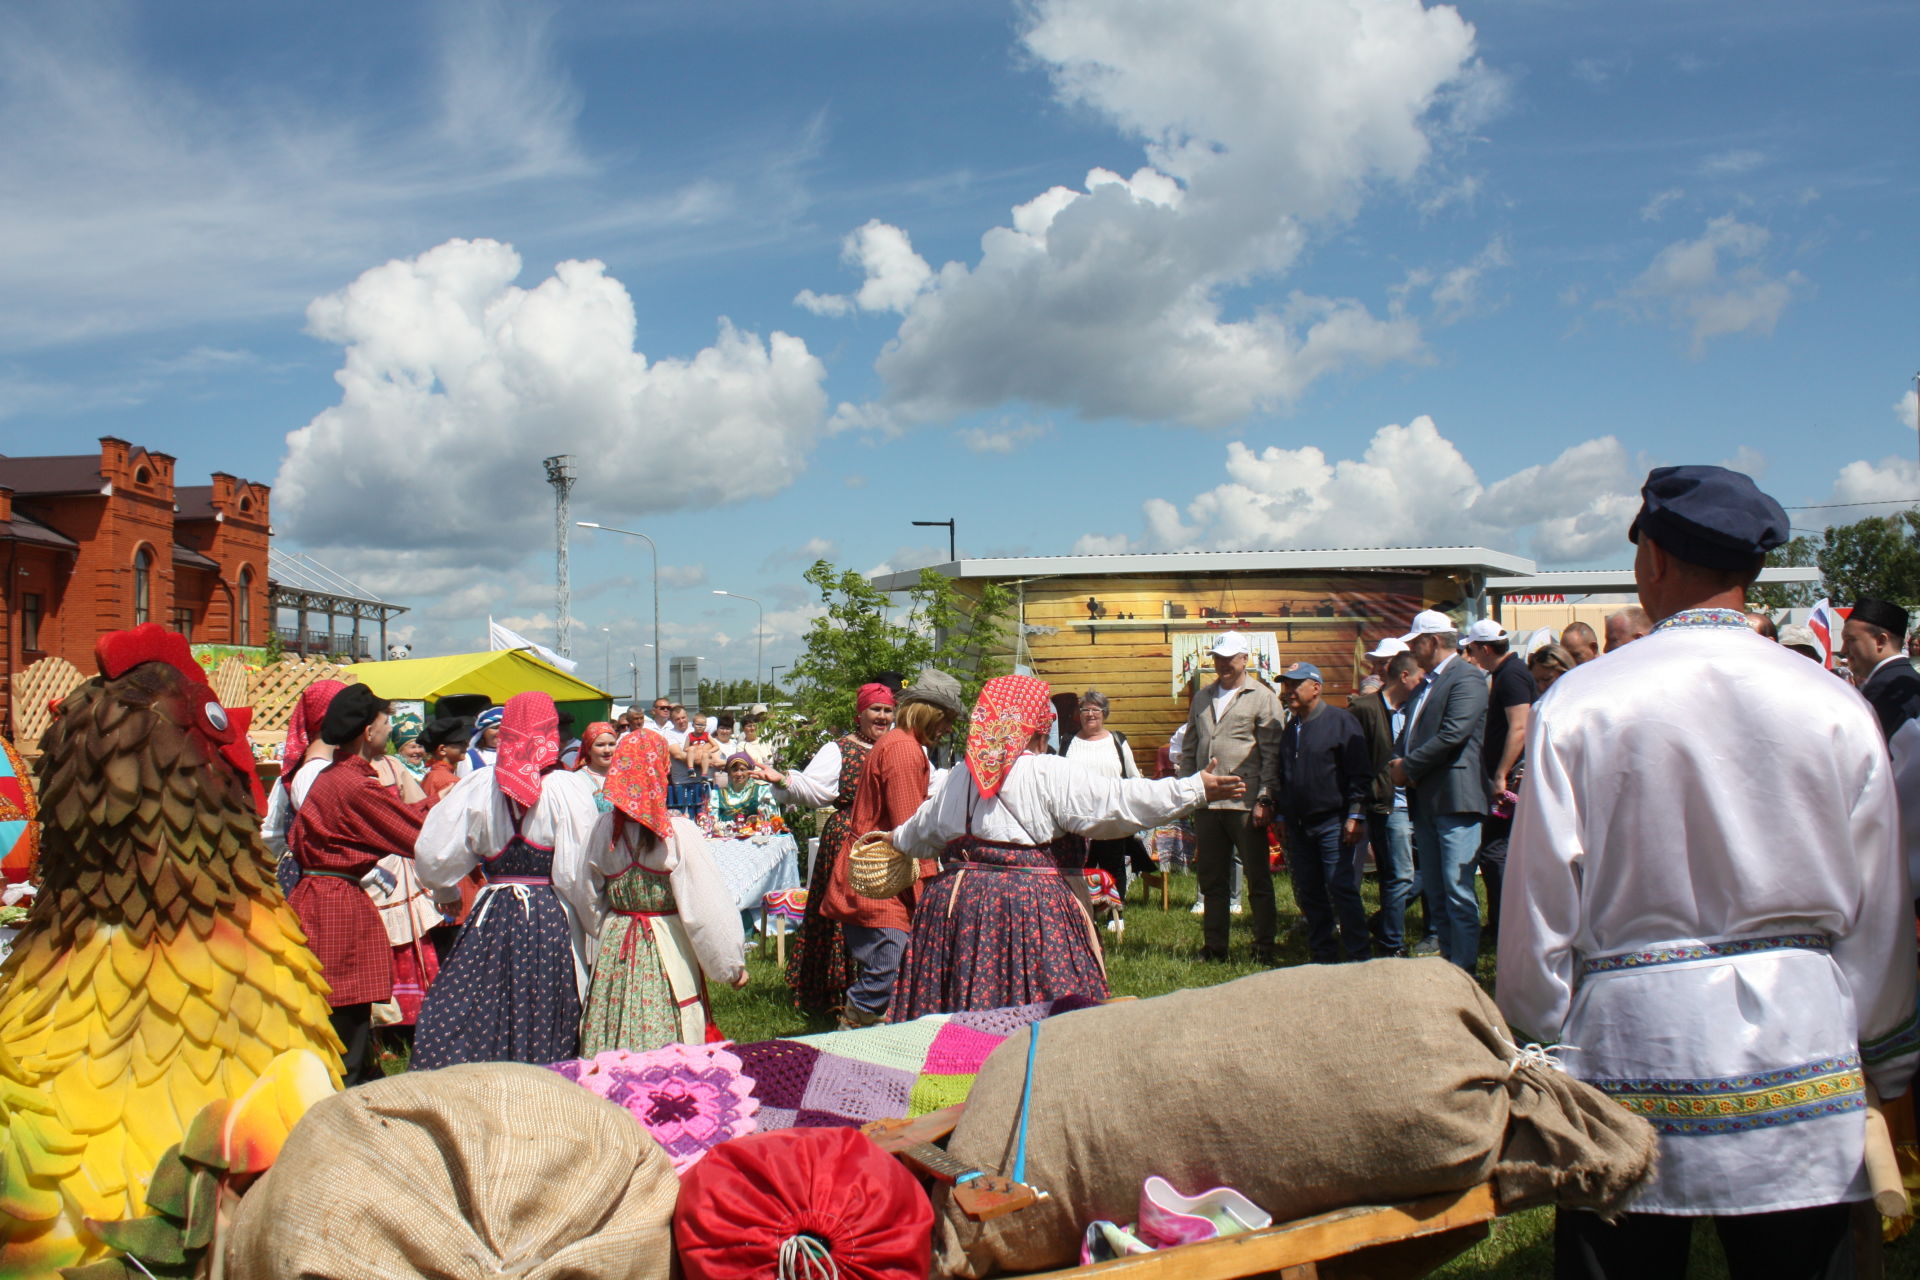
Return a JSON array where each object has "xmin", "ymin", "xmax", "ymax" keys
[
  {"xmin": 1614, "ymin": 214, "xmax": 1803, "ymax": 356},
  {"xmin": 956, "ymin": 421, "xmax": 1051, "ymax": 454},
  {"xmin": 276, "ymin": 238, "xmax": 828, "ymax": 560},
  {"xmin": 795, "ymin": 220, "xmax": 934, "ymax": 317},
  {"xmin": 807, "ymin": 0, "xmax": 1493, "ymax": 428},
  {"xmin": 1073, "ymin": 415, "xmax": 1644, "ymax": 564}
]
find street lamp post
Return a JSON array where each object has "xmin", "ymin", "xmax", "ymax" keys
[
  {"xmin": 769, "ymin": 663, "xmax": 785, "ymax": 696},
  {"xmin": 576, "ymin": 522, "xmax": 660, "ymax": 701},
  {"xmin": 600, "ymin": 627, "xmax": 611, "ymax": 691},
  {"xmin": 712, "ymin": 590, "xmax": 764, "ymax": 704},
  {"xmin": 912, "ymin": 519, "xmax": 957, "ymax": 562}
]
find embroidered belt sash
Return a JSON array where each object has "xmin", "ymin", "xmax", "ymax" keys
[
  {"xmin": 1580, "ymin": 932, "xmax": 1830, "ymax": 977},
  {"xmin": 302, "ymin": 870, "xmax": 363, "ymax": 882},
  {"xmin": 612, "ymin": 907, "xmax": 678, "ymax": 962},
  {"xmin": 937, "ymin": 862, "xmax": 1072, "ymax": 876},
  {"xmin": 1590, "ymin": 1054, "xmax": 1865, "ymax": 1137},
  {"xmin": 482, "ymin": 874, "xmax": 553, "ymax": 886}
]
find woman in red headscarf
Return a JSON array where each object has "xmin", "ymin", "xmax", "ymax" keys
[
  {"xmin": 567, "ymin": 732, "xmax": 746, "ymax": 1054},
  {"xmin": 765, "ymin": 681, "xmax": 895, "ymax": 1016},
  {"xmin": 412, "ymin": 691, "xmax": 604, "ymax": 1068},
  {"xmin": 887, "ymin": 676, "xmax": 1243, "ymax": 1019},
  {"xmin": 571, "ymin": 720, "xmax": 619, "ymax": 807}
]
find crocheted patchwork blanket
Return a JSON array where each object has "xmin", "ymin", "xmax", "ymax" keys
[{"xmin": 732, "ymin": 996, "xmax": 1097, "ymax": 1132}]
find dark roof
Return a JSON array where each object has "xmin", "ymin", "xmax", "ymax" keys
[
  {"xmin": 0, "ymin": 454, "xmax": 105, "ymax": 496},
  {"xmin": 175, "ymin": 485, "xmax": 217, "ymax": 520},
  {"xmin": 173, "ymin": 544, "xmax": 220, "ymax": 571},
  {"xmin": 0, "ymin": 511, "xmax": 79, "ymax": 550}
]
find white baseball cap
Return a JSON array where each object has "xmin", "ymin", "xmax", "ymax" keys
[
  {"xmin": 1209, "ymin": 632, "xmax": 1251, "ymax": 658},
  {"xmin": 1464, "ymin": 619, "xmax": 1509, "ymax": 644},
  {"xmin": 1398, "ymin": 609, "xmax": 1458, "ymax": 642},
  {"xmin": 1365, "ymin": 636, "xmax": 1410, "ymax": 659}
]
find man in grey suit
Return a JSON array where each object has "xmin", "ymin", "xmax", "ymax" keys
[
  {"xmin": 1179, "ymin": 632, "xmax": 1283, "ymax": 963},
  {"xmin": 1389, "ymin": 610, "xmax": 1488, "ymax": 970}
]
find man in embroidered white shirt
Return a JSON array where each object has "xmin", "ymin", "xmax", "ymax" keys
[{"xmin": 1498, "ymin": 465, "xmax": 1918, "ymax": 1278}]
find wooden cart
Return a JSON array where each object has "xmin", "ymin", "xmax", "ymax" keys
[{"xmin": 867, "ymin": 1108, "xmax": 1503, "ymax": 1280}]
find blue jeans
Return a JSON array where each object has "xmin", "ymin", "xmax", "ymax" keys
[
  {"xmin": 1366, "ymin": 809, "xmax": 1415, "ymax": 951},
  {"xmin": 1414, "ymin": 811, "xmax": 1482, "ymax": 969},
  {"xmin": 842, "ymin": 924, "xmax": 908, "ymax": 1016},
  {"xmin": 1285, "ymin": 814, "xmax": 1369, "ymax": 963}
]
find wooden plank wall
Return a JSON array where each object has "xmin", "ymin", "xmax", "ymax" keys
[{"xmin": 1022, "ymin": 573, "xmax": 1442, "ymax": 773}]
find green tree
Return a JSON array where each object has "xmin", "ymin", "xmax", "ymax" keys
[
  {"xmin": 1816, "ymin": 511, "xmax": 1920, "ymax": 605},
  {"xmin": 1751, "ymin": 534, "xmax": 1822, "ymax": 610},
  {"xmin": 696, "ymin": 677, "xmax": 770, "ymax": 709},
  {"xmin": 778, "ymin": 560, "xmax": 1014, "ymax": 764}
]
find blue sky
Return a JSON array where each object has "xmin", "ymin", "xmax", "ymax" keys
[{"xmin": 1, "ymin": 0, "xmax": 1914, "ymax": 689}]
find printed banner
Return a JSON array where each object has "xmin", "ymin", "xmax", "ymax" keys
[{"xmin": 1171, "ymin": 631, "xmax": 1282, "ymax": 695}]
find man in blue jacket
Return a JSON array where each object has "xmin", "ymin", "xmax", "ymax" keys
[
  {"xmin": 1269, "ymin": 663, "xmax": 1374, "ymax": 963},
  {"xmin": 1390, "ymin": 611, "xmax": 1489, "ymax": 970}
]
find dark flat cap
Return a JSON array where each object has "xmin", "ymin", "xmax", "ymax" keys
[
  {"xmin": 1850, "ymin": 597, "xmax": 1910, "ymax": 638},
  {"xmin": 320, "ymin": 682, "xmax": 387, "ymax": 746},
  {"xmin": 1628, "ymin": 465, "xmax": 1789, "ymax": 570},
  {"xmin": 420, "ymin": 714, "xmax": 471, "ymax": 751}
]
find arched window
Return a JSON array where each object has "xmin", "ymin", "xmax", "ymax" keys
[
  {"xmin": 236, "ymin": 566, "xmax": 253, "ymax": 644},
  {"xmin": 133, "ymin": 547, "xmax": 152, "ymax": 624}
]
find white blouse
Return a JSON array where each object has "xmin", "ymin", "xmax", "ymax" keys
[
  {"xmin": 890, "ymin": 752, "xmax": 1202, "ymax": 856},
  {"xmin": 567, "ymin": 814, "xmax": 746, "ymax": 987}
]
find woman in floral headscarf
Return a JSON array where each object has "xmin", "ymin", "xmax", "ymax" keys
[
  {"xmin": 260, "ymin": 677, "xmax": 347, "ymax": 893},
  {"xmin": 567, "ymin": 732, "xmax": 746, "ymax": 1054},
  {"xmin": 571, "ymin": 721, "xmax": 619, "ymax": 810},
  {"xmin": 413, "ymin": 692, "xmax": 603, "ymax": 1068},
  {"xmin": 887, "ymin": 676, "xmax": 1243, "ymax": 1019}
]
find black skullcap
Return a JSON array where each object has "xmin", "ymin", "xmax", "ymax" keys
[
  {"xmin": 420, "ymin": 715, "xmax": 470, "ymax": 751},
  {"xmin": 1850, "ymin": 597, "xmax": 1910, "ymax": 639},
  {"xmin": 320, "ymin": 683, "xmax": 386, "ymax": 746},
  {"xmin": 1628, "ymin": 465, "xmax": 1789, "ymax": 570}
]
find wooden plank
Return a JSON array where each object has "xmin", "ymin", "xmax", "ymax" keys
[{"xmin": 1016, "ymin": 1184, "xmax": 1499, "ymax": 1280}]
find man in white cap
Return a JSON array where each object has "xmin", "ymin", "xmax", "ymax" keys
[
  {"xmin": 1178, "ymin": 631, "xmax": 1283, "ymax": 963},
  {"xmin": 1364, "ymin": 635, "xmax": 1409, "ymax": 680},
  {"xmin": 1464, "ymin": 618, "xmax": 1537, "ymax": 942},
  {"xmin": 1388, "ymin": 609, "xmax": 1487, "ymax": 969}
]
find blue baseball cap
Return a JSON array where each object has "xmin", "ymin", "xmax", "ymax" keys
[
  {"xmin": 1279, "ymin": 662, "xmax": 1323, "ymax": 682},
  {"xmin": 1628, "ymin": 465, "xmax": 1789, "ymax": 570}
]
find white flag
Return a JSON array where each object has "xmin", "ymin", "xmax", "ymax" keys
[{"xmin": 487, "ymin": 618, "xmax": 579, "ymax": 674}]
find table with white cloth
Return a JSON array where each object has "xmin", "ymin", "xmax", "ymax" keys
[{"xmin": 704, "ymin": 831, "xmax": 802, "ymax": 933}]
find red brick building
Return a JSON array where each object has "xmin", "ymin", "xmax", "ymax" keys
[{"xmin": 0, "ymin": 437, "xmax": 271, "ymax": 718}]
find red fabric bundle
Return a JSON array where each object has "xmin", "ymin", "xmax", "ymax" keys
[{"xmin": 675, "ymin": 1128, "xmax": 932, "ymax": 1280}]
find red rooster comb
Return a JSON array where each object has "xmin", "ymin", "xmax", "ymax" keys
[{"xmin": 96, "ymin": 622, "xmax": 199, "ymax": 683}]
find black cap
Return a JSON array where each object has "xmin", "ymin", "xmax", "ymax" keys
[
  {"xmin": 420, "ymin": 715, "xmax": 470, "ymax": 751},
  {"xmin": 1850, "ymin": 597, "xmax": 1910, "ymax": 638},
  {"xmin": 320, "ymin": 683, "xmax": 388, "ymax": 746},
  {"xmin": 1628, "ymin": 465, "xmax": 1789, "ymax": 570}
]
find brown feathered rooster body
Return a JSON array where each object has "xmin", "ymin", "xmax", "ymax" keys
[{"xmin": 0, "ymin": 627, "xmax": 342, "ymax": 1277}]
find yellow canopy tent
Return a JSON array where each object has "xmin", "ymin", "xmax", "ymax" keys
[{"xmin": 347, "ymin": 650, "xmax": 612, "ymax": 729}]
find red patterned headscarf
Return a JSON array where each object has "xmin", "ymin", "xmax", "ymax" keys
[
  {"xmin": 282, "ymin": 678, "xmax": 345, "ymax": 793},
  {"xmin": 856, "ymin": 683, "xmax": 895, "ymax": 715},
  {"xmin": 571, "ymin": 722, "xmax": 617, "ymax": 771},
  {"xmin": 603, "ymin": 729, "xmax": 672, "ymax": 844},
  {"xmin": 965, "ymin": 675, "xmax": 1054, "ymax": 801},
  {"xmin": 496, "ymin": 691, "xmax": 560, "ymax": 809}
]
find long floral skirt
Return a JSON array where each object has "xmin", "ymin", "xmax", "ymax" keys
[
  {"xmin": 890, "ymin": 839, "xmax": 1108, "ymax": 1021},
  {"xmin": 413, "ymin": 884, "xmax": 580, "ymax": 1069},
  {"xmin": 785, "ymin": 811, "xmax": 854, "ymax": 1013}
]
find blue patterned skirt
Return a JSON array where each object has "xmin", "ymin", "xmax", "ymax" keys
[{"xmin": 412, "ymin": 878, "xmax": 581, "ymax": 1069}]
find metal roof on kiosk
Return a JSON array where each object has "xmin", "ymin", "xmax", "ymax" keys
[{"xmin": 869, "ymin": 546, "xmax": 1537, "ymax": 591}]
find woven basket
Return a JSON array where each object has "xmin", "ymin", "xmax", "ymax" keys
[{"xmin": 848, "ymin": 831, "xmax": 917, "ymax": 899}]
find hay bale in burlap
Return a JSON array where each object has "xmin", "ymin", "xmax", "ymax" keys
[
  {"xmin": 935, "ymin": 960, "xmax": 1655, "ymax": 1278},
  {"xmin": 227, "ymin": 1063, "xmax": 678, "ymax": 1279}
]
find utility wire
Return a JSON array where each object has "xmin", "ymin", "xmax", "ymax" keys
[{"xmin": 1782, "ymin": 498, "xmax": 1920, "ymax": 511}]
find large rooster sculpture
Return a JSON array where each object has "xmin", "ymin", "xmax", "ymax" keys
[{"xmin": 0, "ymin": 625, "xmax": 342, "ymax": 1277}]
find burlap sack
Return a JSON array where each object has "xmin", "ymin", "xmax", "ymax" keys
[
  {"xmin": 227, "ymin": 1062, "xmax": 678, "ymax": 1279},
  {"xmin": 935, "ymin": 960, "xmax": 1655, "ymax": 1278}
]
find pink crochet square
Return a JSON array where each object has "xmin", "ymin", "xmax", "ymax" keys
[{"xmin": 921, "ymin": 1022, "xmax": 1007, "ymax": 1077}]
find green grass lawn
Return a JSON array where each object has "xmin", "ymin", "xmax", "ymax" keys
[{"xmin": 711, "ymin": 867, "xmax": 1920, "ymax": 1278}]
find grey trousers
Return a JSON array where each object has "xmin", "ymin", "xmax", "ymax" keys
[
  {"xmin": 1192, "ymin": 808, "xmax": 1275, "ymax": 953},
  {"xmin": 842, "ymin": 923, "xmax": 908, "ymax": 1015}
]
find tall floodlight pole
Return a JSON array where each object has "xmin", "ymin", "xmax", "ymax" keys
[
  {"xmin": 913, "ymin": 518, "xmax": 957, "ymax": 563},
  {"xmin": 713, "ymin": 590, "xmax": 764, "ymax": 703},
  {"xmin": 543, "ymin": 456, "xmax": 577, "ymax": 656},
  {"xmin": 577, "ymin": 522, "xmax": 660, "ymax": 702}
]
